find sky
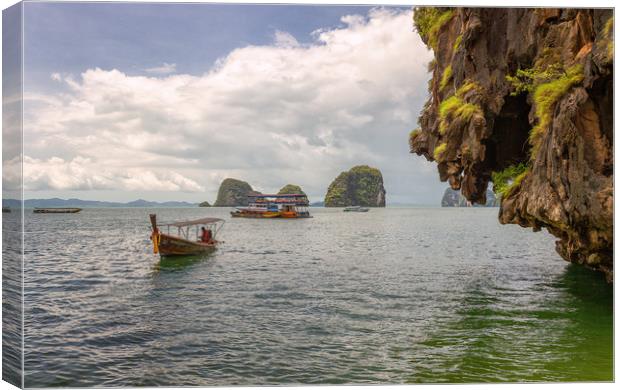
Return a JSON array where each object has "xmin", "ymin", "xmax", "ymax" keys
[{"xmin": 5, "ymin": 1, "xmax": 449, "ymax": 205}]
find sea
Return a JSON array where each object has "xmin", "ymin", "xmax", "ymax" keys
[{"xmin": 3, "ymin": 207, "xmax": 613, "ymax": 386}]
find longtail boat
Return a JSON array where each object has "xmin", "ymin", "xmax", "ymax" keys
[
  {"xmin": 230, "ymin": 194, "xmax": 312, "ymax": 218},
  {"xmin": 343, "ymin": 206, "xmax": 369, "ymax": 212},
  {"xmin": 149, "ymin": 214, "xmax": 224, "ymax": 257},
  {"xmin": 33, "ymin": 207, "xmax": 82, "ymax": 214}
]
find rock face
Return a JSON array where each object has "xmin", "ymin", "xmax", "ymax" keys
[
  {"xmin": 213, "ymin": 178, "xmax": 257, "ymax": 207},
  {"xmin": 278, "ymin": 184, "xmax": 306, "ymax": 196},
  {"xmin": 410, "ymin": 8, "xmax": 613, "ymax": 281},
  {"xmin": 324, "ymin": 165, "xmax": 386, "ymax": 207},
  {"xmin": 442, "ymin": 188, "xmax": 498, "ymax": 207}
]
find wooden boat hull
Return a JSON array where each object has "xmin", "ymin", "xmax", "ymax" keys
[
  {"xmin": 34, "ymin": 208, "xmax": 82, "ymax": 213},
  {"xmin": 343, "ymin": 206, "xmax": 369, "ymax": 212},
  {"xmin": 230, "ymin": 210, "xmax": 312, "ymax": 218},
  {"xmin": 231, "ymin": 211, "xmax": 281, "ymax": 218},
  {"xmin": 155, "ymin": 233, "xmax": 217, "ymax": 256}
]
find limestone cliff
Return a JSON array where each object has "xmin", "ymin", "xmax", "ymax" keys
[
  {"xmin": 213, "ymin": 178, "xmax": 258, "ymax": 207},
  {"xmin": 324, "ymin": 165, "xmax": 386, "ymax": 207},
  {"xmin": 410, "ymin": 8, "xmax": 613, "ymax": 281}
]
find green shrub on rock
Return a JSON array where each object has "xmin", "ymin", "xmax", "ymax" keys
[{"xmin": 413, "ymin": 8, "xmax": 454, "ymax": 50}]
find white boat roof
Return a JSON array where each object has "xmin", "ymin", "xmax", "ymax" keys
[{"xmin": 160, "ymin": 217, "xmax": 223, "ymax": 227}]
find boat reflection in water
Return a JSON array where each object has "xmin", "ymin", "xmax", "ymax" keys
[
  {"xmin": 155, "ymin": 253, "xmax": 214, "ymax": 270},
  {"xmin": 230, "ymin": 194, "xmax": 311, "ymax": 218}
]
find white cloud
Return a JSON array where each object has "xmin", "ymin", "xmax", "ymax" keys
[
  {"xmin": 22, "ymin": 8, "xmax": 434, "ymax": 201},
  {"xmin": 13, "ymin": 156, "xmax": 204, "ymax": 192},
  {"xmin": 144, "ymin": 62, "xmax": 177, "ymax": 74},
  {"xmin": 50, "ymin": 72, "xmax": 62, "ymax": 81},
  {"xmin": 273, "ymin": 30, "xmax": 300, "ymax": 48}
]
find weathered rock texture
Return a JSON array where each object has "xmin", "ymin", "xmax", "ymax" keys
[
  {"xmin": 410, "ymin": 8, "xmax": 613, "ymax": 281},
  {"xmin": 213, "ymin": 178, "xmax": 258, "ymax": 206},
  {"xmin": 324, "ymin": 165, "xmax": 386, "ymax": 207},
  {"xmin": 278, "ymin": 184, "xmax": 306, "ymax": 196},
  {"xmin": 442, "ymin": 188, "xmax": 498, "ymax": 207}
]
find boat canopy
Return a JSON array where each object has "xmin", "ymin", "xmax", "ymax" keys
[
  {"xmin": 248, "ymin": 194, "xmax": 309, "ymax": 205},
  {"xmin": 159, "ymin": 217, "xmax": 224, "ymax": 228}
]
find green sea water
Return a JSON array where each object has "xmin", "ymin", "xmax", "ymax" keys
[{"xmin": 12, "ymin": 207, "xmax": 612, "ymax": 386}]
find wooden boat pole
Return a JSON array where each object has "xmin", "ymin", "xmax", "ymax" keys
[
  {"xmin": 149, "ymin": 214, "xmax": 158, "ymax": 232},
  {"xmin": 149, "ymin": 214, "xmax": 160, "ymax": 254}
]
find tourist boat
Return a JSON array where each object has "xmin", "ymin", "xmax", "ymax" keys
[
  {"xmin": 343, "ymin": 206, "xmax": 369, "ymax": 212},
  {"xmin": 33, "ymin": 207, "xmax": 82, "ymax": 214},
  {"xmin": 2, "ymin": 207, "xmax": 10, "ymax": 213},
  {"xmin": 149, "ymin": 214, "xmax": 225, "ymax": 256},
  {"xmin": 230, "ymin": 194, "xmax": 311, "ymax": 218}
]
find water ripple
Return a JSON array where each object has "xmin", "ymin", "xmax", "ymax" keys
[{"xmin": 20, "ymin": 207, "xmax": 613, "ymax": 386}]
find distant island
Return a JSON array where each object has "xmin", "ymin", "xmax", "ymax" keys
[
  {"xmin": 277, "ymin": 184, "xmax": 306, "ymax": 196},
  {"xmin": 324, "ymin": 165, "xmax": 386, "ymax": 207},
  {"xmin": 2, "ymin": 198, "xmax": 198, "ymax": 208},
  {"xmin": 211, "ymin": 179, "xmax": 309, "ymax": 207},
  {"xmin": 441, "ymin": 188, "xmax": 498, "ymax": 207},
  {"xmin": 213, "ymin": 178, "xmax": 257, "ymax": 207}
]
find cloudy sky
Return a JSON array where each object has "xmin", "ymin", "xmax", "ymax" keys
[{"xmin": 8, "ymin": 2, "xmax": 447, "ymax": 204}]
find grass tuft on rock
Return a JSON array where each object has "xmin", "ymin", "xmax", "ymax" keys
[
  {"xmin": 456, "ymin": 80, "xmax": 480, "ymax": 97},
  {"xmin": 440, "ymin": 65, "xmax": 453, "ymax": 91},
  {"xmin": 427, "ymin": 59, "xmax": 436, "ymax": 73},
  {"xmin": 604, "ymin": 16, "xmax": 614, "ymax": 36},
  {"xmin": 453, "ymin": 34, "xmax": 463, "ymax": 51},
  {"xmin": 529, "ymin": 64, "xmax": 584, "ymax": 155},
  {"xmin": 437, "ymin": 93, "xmax": 482, "ymax": 135},
  {"xmin": 603, "ymin": 17, "xmax": 614, "ymax": 59},
  {"xmin": 433, "ymin": 143, "xmax": 447, "ymax": 160},
  {"xmin": 439, "ymin": 95, "xmax": 462, "ymax": 118},
  {"xmin": 491, "ymin": 163, "xmax": 530, "ymax": 198}
]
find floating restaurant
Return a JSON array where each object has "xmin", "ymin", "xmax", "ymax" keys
[{"xmin": 230, "ymin": 194, "xmax": 311, "ymax": 218}]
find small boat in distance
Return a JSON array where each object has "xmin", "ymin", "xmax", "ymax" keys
[
  {"xmin": 343, "ymin": 206, "xmax": 369, "ymax": 212},
  {"xmin": 231, "ymin": 194, "xmax": 312, "ymax": 218},
  {"xmin": 2, "ymin": 207, "xmax": 10, "ymax": 213},
  {"xmin": 149, "ymin": 214, "xmax": 224, "ymax": 256},
  {"xmin": 33, "ymin": 208, "xmax": 82, "ymax": 214}
]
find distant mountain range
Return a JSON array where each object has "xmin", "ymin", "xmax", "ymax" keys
[{"xmin": 2, "ymin": 198, "xmax": 198, "ymax": 208}]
